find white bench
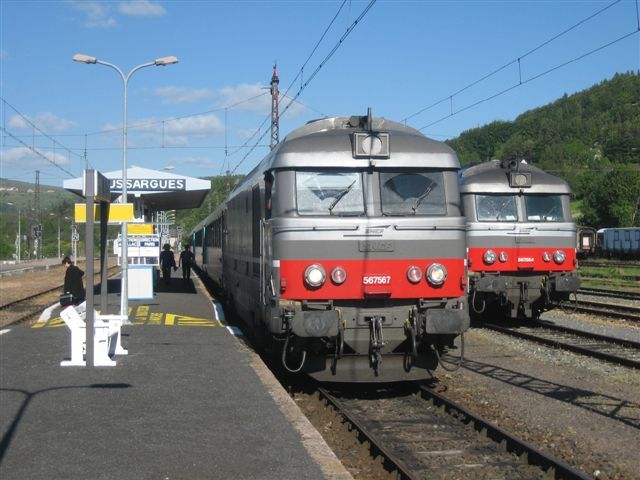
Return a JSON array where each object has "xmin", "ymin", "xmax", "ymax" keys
[{"xmin": 60, "ymin": 302, "xmax": 128, "ymax": 367}]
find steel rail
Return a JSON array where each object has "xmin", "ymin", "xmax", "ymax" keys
[
  {"xmin": 485, "ymin": 322, "xmax": 640, "ymax": 369},
  {"xmin": 578, "ymin": 287, "xmax": 640, "ymax": 301},
  {"xmin": 417, "ymin": 385, "xmax": 592, "ymax": 480},
  {"xmin": 573, "ymin": 300, "xmax": 640, "ymax": 321},
  {"xmin": 317, "ymin": 387, "xmax": 419, "ymax": 480},
  {"xmin": 0, "ymin": 265, "xmax": 121, "ymax": 311},
  {"xmin": 1, "ymin": 266, "xmax": 121, "ymax": 327}
]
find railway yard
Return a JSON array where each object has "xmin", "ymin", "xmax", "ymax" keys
[{"xmin": 1, "ymin": 261, "xmax": 639, "ymax": 479}]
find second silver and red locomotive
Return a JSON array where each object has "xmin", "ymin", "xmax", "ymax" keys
[{"xmin": 460, "ymin": 159, "xmax": 580, "ymax": 320}]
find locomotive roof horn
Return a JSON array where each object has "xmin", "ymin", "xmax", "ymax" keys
[
  {"xmin": 500, "ymin": 159, "xmax": 519, "ymax": 171},
  {"xmin": 348, "ymin": 107, "xmax": 375, "ymax": 131}
]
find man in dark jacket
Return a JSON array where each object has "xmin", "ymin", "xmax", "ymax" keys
[
  {"xmin": 62, "ymin": 256, "xmax": 85, "ymax": 305},
  {"xmin": 159, "ymin": 244, "xmax": 177, "ymax": 285},
  {"xmin": 178, "ymin": 245, "xmax": 195, "ymax": 282}
]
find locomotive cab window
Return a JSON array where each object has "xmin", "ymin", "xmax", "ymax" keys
[
  {"xmin": 475, "ymin": 194, "xmax": 517, "ymax": 222},
  {"xmin": 380, "ymin": 171, "xmax": 445, "ymax": 215},
  {"xmin": 295, "ymin": 171, "xmax": 364, "ymax": 216},
  {"xmin": 524, "ymin": 194, "xmax": 566, "ymax": 222}
]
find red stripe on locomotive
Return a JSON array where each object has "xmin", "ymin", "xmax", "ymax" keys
[
  {"xmin": 279, "ymin": 258, "xmax": 466, "ymax": 300},
  {"xmin": 467, "ymin": 247, "xmax": 576, "ymax": 272}
]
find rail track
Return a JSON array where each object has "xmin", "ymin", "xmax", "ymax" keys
[
  {"xmin": 484, "ymin": 322, "xmax": 640, "ymax": 369},
  {"xmin": 317, "ymin": 386, "xmax": 590, "ymax": 480},
  {"xmin": 0, "ymin": 266, "xmax": 120, "ymax": 328},
  {"xmin": 578, "ymin": 287, "xmax": 640, "ymax": 302},
  {"xmin": 571, "ymin": 299, "xmax": 640, "ymax": 321}
]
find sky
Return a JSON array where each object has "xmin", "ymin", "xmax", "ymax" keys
[{"xmin": 0, "ymin": 0, "xmax": 638, "ymax": 188}]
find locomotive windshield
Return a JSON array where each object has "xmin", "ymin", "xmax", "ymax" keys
[
  {"xmin": 380, "ymin": 171, "xmax": 446, "ymax": 215},
  {"xmin": 296, "ymin": 171, "xmax": 365, "ymax": 215},
  {"xmin": 524, "ymin": 194, "xmax": 566, "ymax": 222},
  {"xmin": 476, "ymin": 194, "xmax": 518, "ymax": 222}
]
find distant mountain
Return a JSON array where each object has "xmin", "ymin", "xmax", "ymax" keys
[{"xmin": 446, "ymin": 71, "xmax": 640, "ymax": 180}]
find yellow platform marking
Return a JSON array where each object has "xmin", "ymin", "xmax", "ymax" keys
[
  {"xmin": 32, "ymin": 317, "xmax": 65, "ymax": 328},
  {"xmin": 33, "ymin": 307, "xmax": 223, "ymax": 328}
]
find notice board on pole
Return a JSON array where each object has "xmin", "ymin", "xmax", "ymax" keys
[{"xmin": 127, "ymin": 266, "xmax": 154, "ymax": 300}]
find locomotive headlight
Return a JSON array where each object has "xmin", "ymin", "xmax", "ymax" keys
[
  {"xmin": 330, "ymin": 266, "xmax": 347, "ymax": 285},
  {"xmin": 304, "ymin": 264, "xmax": 326, "ymax": 288},
  {"xmin": 407, "ymin": 265, "xmax": 423, "ymax": 284},
  {"xmin": 426, "ymin": 263, "xmax": 447, "ymax": 286},
  {"xmin": 553, "ymin": 250, "xmax": 566, "ymax": 264},
  {"xmin": 499, "ymin": 251, "xmax": 509, "ymax": 263},
  {"xmin": 542, "ymin": 252, "xmax": 551, "ymax": 262},
  {"xmin": 483, "ymin": 250, "xmax": 497, "ymax": 265}
]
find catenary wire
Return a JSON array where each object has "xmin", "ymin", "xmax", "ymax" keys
[
  {"xmin": 402, "ymin": 0, "xmax": 625, "ymax": 123},
  {"xmin": 231, "ymin": 0, "xmax": 377, "ymax": 175},
  {"xmin": 418, "ymin": 29, "xmax": 639, "ymax": 131}
]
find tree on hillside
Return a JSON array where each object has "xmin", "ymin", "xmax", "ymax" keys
[
  {"xmin": 175, "ymin": 175, "xmax": 243, "ymax": 241},
  {"xmin": 580, "ymin": 170, "xmax": 640, "ymax": 228}
]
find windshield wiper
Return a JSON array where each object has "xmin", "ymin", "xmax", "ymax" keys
[
  {"xmin": 411, "ymin": 182, "xmax": 435, "ymax": 214},
  {"xmin": 495, "ymin": 200, "xmax": 512, "ymax": 221},
  {"xmin": 542, "ymin": 204, "xmax": 558, "ymax": 221},
  {"xmin": 328, "ymin": 180, "xmax": 357, "ymax": 215}
]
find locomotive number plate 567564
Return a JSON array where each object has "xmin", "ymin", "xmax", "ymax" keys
[{"xmin": 362, "ymin": 275, "xmax": 391, "ymax": 285}]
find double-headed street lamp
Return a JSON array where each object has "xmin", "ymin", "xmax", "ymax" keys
[{"xmin": 73, "ymin": 54, "xmax": 178, "ymax": 318}]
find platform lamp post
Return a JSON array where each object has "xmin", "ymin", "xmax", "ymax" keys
[
  {"xmin": 7, "ymin": 202, "xmax": 20, "ymax": 263},
  {"xmin": 73, "ymin": 54, "xmax": 179, "ymax": 319}
]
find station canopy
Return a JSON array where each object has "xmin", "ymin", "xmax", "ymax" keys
[{"xmin": 63, "ymin": 166, "xmax": 211, "ymax": 211}]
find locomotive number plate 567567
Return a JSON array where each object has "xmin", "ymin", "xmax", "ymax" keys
[{"xmin": 362, "ymin": 275, "xmax": 391, "ymax": 285}]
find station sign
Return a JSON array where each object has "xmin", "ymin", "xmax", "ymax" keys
[
  {"xmin": 109, "ymin": 178, "xmax": 186, "ymax": 192},
  {"xmin": 74, "ymin": 203, "xmax": 134, "ymax": 223}
]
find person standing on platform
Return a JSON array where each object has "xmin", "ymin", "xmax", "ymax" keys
[
  {"xmin": 61, "ymin": 256, "xmax": 86, "ymax": 305},
  {"xmin": 178, "ymin": 244, "xmax": 195, "ymax": 282},
  {"xmin": 159, "ymin": 244, "xmax": 177, "ymax": 285}
]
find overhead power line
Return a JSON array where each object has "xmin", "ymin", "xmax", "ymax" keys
[
  {"xmin": 1, "ymin": 99, "xmax": 78, "ymax": 177},
  {"xmin": 1, "ymin": 127, "xmax": 76, "ymax": 177},
  {"xmin": 83, "ymin": 91, "xmax": 270, "ymax": 137},
  {"xmin": 279, "ymin": 0, "xmax": 377, "ymax": 121},
  {"xmin": 230, "ymin": 0, "xmax": 377, "ymax": 175},
  {"xmin": 418, "ymin": 28, "xmax": 639, "ymax": 131},
  {"xmin": 402, "ymin": 0, "xmax": 626, "ymax": 124}
]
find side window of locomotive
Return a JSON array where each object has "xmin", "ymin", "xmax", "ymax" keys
[
  {"xmin": 380, "ymin": 172, "xmax": 445, "ymax": 215},
  {"xmin": 295, "ymin": 171, "xmax": 364, "ymax": 215},
  {"xmin": 475, "ymin": 194, "xmax": 517, "ymax": 222},
  {"xmin": 524, "ymin": 194, "xmax": 565, "ymax": 222}
]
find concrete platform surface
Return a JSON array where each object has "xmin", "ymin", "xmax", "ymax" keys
[{"xmin": 0, "ymin": 273, "xmax": 351, "ymax": 480}]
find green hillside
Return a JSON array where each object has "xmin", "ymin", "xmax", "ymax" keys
[
  {"xmin": 0, "ymin": 178, "xmax": 81, "ymax": 260},
  {"xmin": 446, "ymin": 72, "xmax": 640, "ymax": 227}
]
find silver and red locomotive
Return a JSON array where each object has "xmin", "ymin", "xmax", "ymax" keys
[
  {"xmin": 460, "ymin": 159, "xmax": 579, "ymax": 320},
  {"xmin": 192, "ymin": 112, "xmax": 469, "ymax": 382}
]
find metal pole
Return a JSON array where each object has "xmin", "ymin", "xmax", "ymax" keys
[
  {"xmin": 100, "ymin": 201, "xmax": 109, "ymax": 315},
  {"xmin": 57, "ymin": 217, "xmax": 61, "ymax": 259},
  {"xmin": 85, "ymin": 170, "xmax": 95, "ymax": 367},
  {"xmin": 17, "ymin": 208, "xmax": 21, "ymax": 263},
  {"xmin": 121, "ymin": 71, "xmax": 129, "ymax": 321}
]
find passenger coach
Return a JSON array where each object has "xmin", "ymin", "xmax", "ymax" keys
[{"xmin": 192, "ymin": 111, "xmax": 469, "ymax": 382}]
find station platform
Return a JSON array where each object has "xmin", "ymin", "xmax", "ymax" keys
[{"xmin": 0, "ymin": 270, "xmax": 351, "ymax": 480}]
